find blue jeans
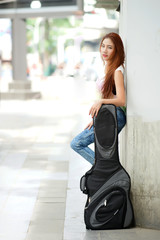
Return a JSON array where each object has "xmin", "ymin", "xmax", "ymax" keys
[{"xmin": 70, "ymin": 107, "xmax": 126, "ymax": 165}]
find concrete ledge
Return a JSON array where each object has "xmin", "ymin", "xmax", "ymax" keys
[
  {"xmin": 0, "ymin": 91, "xmax": 42, "ymax": 100},
  {"xmin": 9, "ymin": 81, "xmax": 32, "ymax": 90}
]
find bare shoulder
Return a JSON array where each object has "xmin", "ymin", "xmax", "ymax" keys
[
  {"xmin": 114, "ymin": 70, "xmax": 124, "ymax": 82},
  {"xmin": 114, "ymin": 71, "xmax": 124, "ymax": 91}
]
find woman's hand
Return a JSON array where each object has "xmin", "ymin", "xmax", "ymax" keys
[
  {"xmin": 84, "ymin": 120, "xmax": 93, "ymax": 130},
  {"xmin": 89, "ymin": 100, "xmax": 103, "ymax": 118}
]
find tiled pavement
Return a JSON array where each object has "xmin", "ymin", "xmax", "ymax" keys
[
  {"xmin": 0, "ymin": 97, "xmax": 77, "ymax": 240},
  {"xmin": 0, "ymin": 77, "xmax": 160, "ymax": 240}
]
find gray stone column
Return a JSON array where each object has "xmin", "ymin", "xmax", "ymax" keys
[
  {"xmin": 2, "ymin": 17, "xmax": 41, "ymax": 99},
  {"xmin": 12, "ymin": 17, "xmax": 27, "ymax": 81}
]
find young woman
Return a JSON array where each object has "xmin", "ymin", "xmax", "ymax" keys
[{"xmin": 70, "ymin": 32, "xmax": 126, "ymax": 165}]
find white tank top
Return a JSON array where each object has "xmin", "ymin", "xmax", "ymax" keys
[{"xmin": 96, "ymin": 65, "xmax": 124, "ymax": 92}]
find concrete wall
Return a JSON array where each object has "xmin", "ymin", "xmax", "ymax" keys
[{"xmin": 119, "ymin": 0, "xmax": 160, "ymax": 229}]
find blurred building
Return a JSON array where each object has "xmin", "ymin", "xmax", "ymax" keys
[
  {"xmin": 0, "ymin": 0, "xmax": 119, "ymax": 99},
  {"xmin": 0, "ymin": 0, "xmax": 84, "ymax": 98}
]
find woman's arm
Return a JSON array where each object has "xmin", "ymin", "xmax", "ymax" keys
[{"xmin": 89, "ymin": 71, "xmax": 125, "ymax": 117}]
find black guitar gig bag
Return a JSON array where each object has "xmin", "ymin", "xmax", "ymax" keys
[{"xmin": 80, "ymin": 104, "xmax": 134, "ymax": 230}]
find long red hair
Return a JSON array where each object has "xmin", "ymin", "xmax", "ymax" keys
[{"xmin": 100, "ymin": 32, "xmax": 125, "ymax": 98}]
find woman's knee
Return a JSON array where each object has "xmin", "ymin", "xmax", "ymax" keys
[
  {"xmin": 70, "ymin": 128, "xmax": 94, "ymax": 151},
  {"xmin": 70, "ymin": 139, "xmax": 75, "ymax": 150},
  {"xmin": 70, "ymin": 134, "xmax": 86, "ymax": 152},
  {"xmin": 70, "ymin": 138, "xmax": 79, "ymax": 151}
]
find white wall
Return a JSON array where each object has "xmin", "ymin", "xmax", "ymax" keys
[
  {"xmin": 126, "ymin": 0, "xmax": 160, "ymax": 121},
  {"xmin": 120, "ymin": 0, "xmax": 160, "ymax": 229}
]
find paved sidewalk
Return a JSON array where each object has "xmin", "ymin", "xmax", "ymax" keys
[
  {"xmin": 0, "ymin": 99, "xmax": 72, "ymax": 240},
  {"xmin": 0, "ymin": 77, "xmax": 159, "ymax": 239}
]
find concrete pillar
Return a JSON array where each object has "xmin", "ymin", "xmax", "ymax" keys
[
  {"xmin": 12, "ymin": 17, "xmax": 27, "ymax": 81},
  {"xmin": 1, "ymin": 17, "xmax": 41, "ymax": 99},
  {"xmin": 119, "ymin": 0, "xmax": 160, "ymax": 229}
]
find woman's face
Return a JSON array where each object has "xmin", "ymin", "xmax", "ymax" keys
[{"xmin": 100, "ymin": 38, "xmax": 115, "ymax": 62}]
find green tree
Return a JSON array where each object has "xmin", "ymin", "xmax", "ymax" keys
[{"xmin": 26, "ymin": 17, "xmax": 82, "ymax": 76}]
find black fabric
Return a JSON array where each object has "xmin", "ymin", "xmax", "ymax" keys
[
  {"xmin": 95, "ymin": 191, "xmax": 125, "ymax": 222},
  {"xmin": 80, "ymin": 104, "xmax": 134, "ymax": 230},
  {"xmin": 112, "ymin": 84, "xmax": 116, "ymax": 95},
  {"xmin": 95, "ymin": 109, "xmax": 115, "ymax": 148}
]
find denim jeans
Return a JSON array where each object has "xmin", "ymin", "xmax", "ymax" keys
[{"xmin": 70, "ymin": 107, "xmax": 126, "ymax": 165}]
